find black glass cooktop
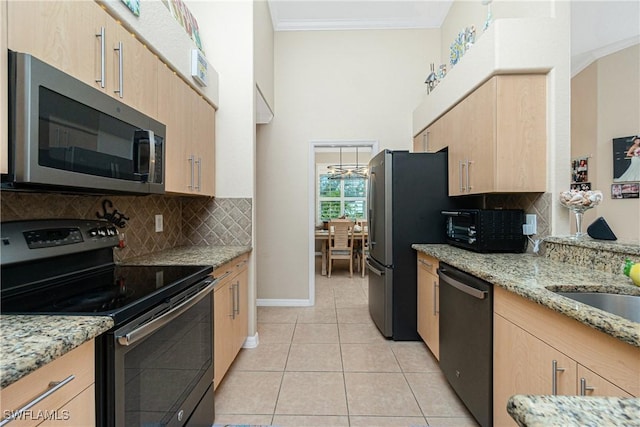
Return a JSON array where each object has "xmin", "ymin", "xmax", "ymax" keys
[{"xmin": 0, "ymin": 264, "xmax": 213, "ymax": 325}]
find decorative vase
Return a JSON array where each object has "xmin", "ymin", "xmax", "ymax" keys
[{"xmin": 559, "ymin": 190, "xmax": 602, "ymax": 239}]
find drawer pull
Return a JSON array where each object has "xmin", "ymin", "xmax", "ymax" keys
[
  {"xmin": 0, "ymin": 375, "xmax": 75, "ymax": 426},
  {"xmin": 551, "ymin": 360, "xmax": 565, "ymax": 395},
  {"xmin": 216, "ymin": 270, "xmax": 233, "ymax": 282},
  {"xmin": 418, "ymin": 258, "xmax": 433, "ymax": 269},
  {"xmin": 579, "ymin": 377, "xmax": 595, "ymax": 396}
]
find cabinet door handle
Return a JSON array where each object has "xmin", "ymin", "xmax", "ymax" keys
[
  {"xmin": 466, "ymin": 160, "xmax": 472, "ymax": 192},
  {"xmin": 459, "ymin": 160, "xmax": 465, "ymax": 192},
  {"xmin": 188, "ymin": 155, "xmax": 194, "ymax": 189},
  {"xmin": 432, "ymin": 280, "xmax": 437, "ymax": 316},
  {"xmin": 96, "ymin": 27, "xmax": 105, "ymax": 88},
  {"xmin": 229, "ymin": 284, "xmax": 235, "ymax": 319},
  {"xmin": 234, "ymin": 282, "xmax": 240, "ymax": 316},
  {"xmin": 551, "ymin": 360, "xmax": 565, "ymax": 395},
  {"xmin": 114, "ymin": 41, "xmax": 124, "ymax": 98},
  {"xmin": 0, "ymin": 375, "xmax": 75, "ymax": 426},
  {"xmin": 579, "ymin": 378, "xmax": 595, "ymax": 396},
  {"xmin": 195, "ymin": 157, "xmax": 202, "ymax": 191},
  {"xmin": 424, "ymin": 131, "xmax": 429, "ymax": 152}
]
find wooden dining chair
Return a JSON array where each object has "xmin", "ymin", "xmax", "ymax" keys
[
  {"xmin": 354, "ymin": 219, "xmax": 369, "ymax": 277},
  {"xmin": 327, "ymin": 219, "xmax": 355, "ymax": 277}
]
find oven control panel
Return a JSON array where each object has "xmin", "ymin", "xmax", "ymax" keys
[
  {"xmin": 24, "ymin": 227, "xmax": 84, "ymax": 249},
  {"xmin": 1, "ymin": 219, "xmax": 119, "ymax": 265}
]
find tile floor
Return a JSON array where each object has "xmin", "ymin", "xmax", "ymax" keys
[{"xmin": 214, "ymin": 262, "xmax": 479, "ymax": 427}]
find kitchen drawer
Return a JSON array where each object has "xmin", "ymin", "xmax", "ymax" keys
[
  {"xmin": 0, "ymin": 340, "xmax": 94, "ymax": 427},
  {"xmin": 417, "ymin": 252, "xmax": 438, "ymax": 276},
  {"xmin": 213, "ymin": 253, "xmax": 249, "ymax": 283}
]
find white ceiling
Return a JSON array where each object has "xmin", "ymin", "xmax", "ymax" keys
[{"xmin": 267, "ymin": 1, "xmax": 640, "ymax": 73}]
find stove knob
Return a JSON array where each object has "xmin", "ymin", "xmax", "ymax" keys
[
  {"xmin": 98, "ymin": 227, "xmax": 107, "ymax": 237},
  {"xmin": 177, "ymin": 410, "xmax": 184, "ymax": 422},
  {"xmin": 107, "ymin": 227, "xmax": 118, "ymax": 236},
  {"xmin": 88, "ymin": 228, "xmax": 99, "ymax": 237}
]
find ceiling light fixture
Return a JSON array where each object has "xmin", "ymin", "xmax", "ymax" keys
[{"xmin": 327, "ymin": 146, "xmax": 369, "ymax": 180}]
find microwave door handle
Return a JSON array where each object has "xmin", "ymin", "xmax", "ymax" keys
[
  {"xmin": 148, "ymin": 132, "xmax": 156, "ymax": 184},
  {"xmin": 134, "ymin": 130, "xmax": 152, "ymax": 182}
]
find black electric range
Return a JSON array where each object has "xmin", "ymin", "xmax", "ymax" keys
[
  {"xmin": 0, "ymin": 219, "xmax": 213, "ymax": 325},
  {"xmin": 0, "ymin": 219, "xmax": 216, "ymax": 427}
]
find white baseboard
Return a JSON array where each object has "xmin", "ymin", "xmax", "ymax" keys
[
  {"xmin": 243, "ymin": 332, "xmax": 259, "ymax": 349},
  {"xmin": 256, "ymin": 298, "xmax": 313, "ymax": 307}
]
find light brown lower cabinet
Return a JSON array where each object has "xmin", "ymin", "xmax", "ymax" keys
[
  {"xmin": 417, "ymin": 252, "xmax": 439, "ymax": 360},
  {"xmin": 493, "ymin": 287, "xmax": 637, "ymax": 426},
  {"xmin": 213, "ymin": 254, "xmax": 249, "ymax": 389},
  {"xmin": 0, "ymin": 340, "xmax": 96, "ymax": 427}
]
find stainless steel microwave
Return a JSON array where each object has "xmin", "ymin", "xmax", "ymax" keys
[{"xmin": 4, "ymin": 51, "xmax": 165, "ymax": 194}]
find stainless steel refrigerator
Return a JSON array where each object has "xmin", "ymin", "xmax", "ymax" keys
[{"xmin": 366, "ymin": 149, "xmax": 457, "ymax": 340}]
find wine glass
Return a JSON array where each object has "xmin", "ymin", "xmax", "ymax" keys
[{"xmin": 559, "ymin": 190, "xmax": 602, "ymax": 239}]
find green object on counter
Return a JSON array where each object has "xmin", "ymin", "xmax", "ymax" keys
[{"xmin": 623, "ymin": 258, "xmax": 640, "ymax": 287}]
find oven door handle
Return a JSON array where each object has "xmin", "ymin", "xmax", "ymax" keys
[{"xmin": 116, "ymin": 279, "xmax": 215, "ymax": 346}]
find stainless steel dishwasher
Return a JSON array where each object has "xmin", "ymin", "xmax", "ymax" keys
[{"xmin": 438, "ymin": 263, "xmax": 493, "ymax": 427}]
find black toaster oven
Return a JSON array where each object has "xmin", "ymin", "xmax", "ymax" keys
[{"xmin": 441, "ymin": 209, "xmax": 527, "ymax": 253}]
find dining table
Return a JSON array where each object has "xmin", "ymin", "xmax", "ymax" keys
[{"xmin": 315, "ymin": 228, "xmax": 368, "ymax": 276}]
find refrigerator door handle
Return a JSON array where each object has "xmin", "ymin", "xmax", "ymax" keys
[
  {"xmin": 365, "ymin": 258, "xmax": 385, "ymax": 276},
  {"xmin": 368, "ymin": 171, "xmax": 376, "ymax": 247}
]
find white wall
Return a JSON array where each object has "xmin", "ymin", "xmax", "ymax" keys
[
  {"xmin": 573, "ymin": 44, "xmax": 640, "ymax": 242},
  {"xmin": 187, "ymin": 0, "xmax": 259, "ymax": 341},
  {"xmin": 256, "ymin": 28, "xmax": 439, "ymax": 301},
  {"xmin": 187, "ymin": 1, "xmax": 255, "ymax": 199}
]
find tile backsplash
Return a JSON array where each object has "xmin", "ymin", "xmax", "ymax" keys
[{"xmin": 0, "ymin": 192, "xmax": 252, "ymax": 260}]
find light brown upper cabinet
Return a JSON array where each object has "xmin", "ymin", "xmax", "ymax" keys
[
  {"xmin": 108, "ymin": 22, "xmax": 158, "ymax": 118},
  {"xmin": 191, "ymin": 93, "xmax": 216, "ymax": 196},
  {"xmin": 8, "ymin": 1, "xmax": 157, "ymax": 119},
  {"xmin": 441, "ymin": 74, "xmax": 547, "ymax": 196},
  {"xmin": 413, "ymin": 118, "xmax": 448, "ymax": 154},
  {"xmin": 158, "ymin": 64, "xmax": 215, "ymax": 196}
]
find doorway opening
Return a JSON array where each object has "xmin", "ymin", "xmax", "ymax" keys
[{"xmin": 308, "ymin": 140, "xmax": 378, "ymax": 305}]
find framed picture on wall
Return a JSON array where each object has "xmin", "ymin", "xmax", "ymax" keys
[
  {"xmin": 611, "ymin": 183, "xmax": 640, "ymax": 199},
  {"xmin": 571, "ymin": 156, "xmax": 589, "ymax": 184},
  {"xmin": 613, "ymin": 135, "xmax": 640, "ymax": 182}
]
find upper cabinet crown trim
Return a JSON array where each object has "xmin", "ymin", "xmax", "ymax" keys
[{"xmin": 413, "ymin": 18, "xmax": 559, "ymax": 136}]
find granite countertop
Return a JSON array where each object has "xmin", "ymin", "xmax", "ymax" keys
[
  {"xmin": 122, "ymin": 245, "xmax": 252, "ymax": 270},
  {"xmin": 412, "ymin": 244, "xmax": 640, "ymax": 348},
  {"xmin": 507, "ymin": 395, "xmax": 640, "ymax": 427},
  {"xmin": 0, "ymin": 315, "xmax": 113, "ymax": 388}
]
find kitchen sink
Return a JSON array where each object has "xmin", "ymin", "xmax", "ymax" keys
[{"xmin": 555, "ymin": 292, "xmax": 640, "ymax": 323}]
